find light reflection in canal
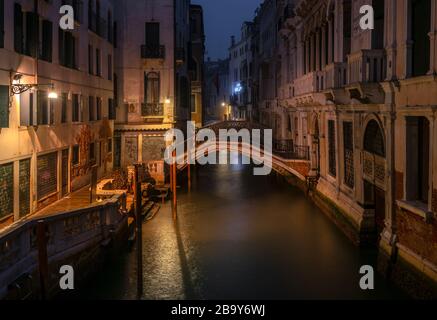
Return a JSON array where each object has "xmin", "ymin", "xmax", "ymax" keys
[{"xmin": 61, "ymin": 155, "xmax": 406, "ymax": 300}]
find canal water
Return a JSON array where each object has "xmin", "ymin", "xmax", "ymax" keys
[{"xmin": 62, "ymin": 159, "xmax": 405, "ymax": 300}]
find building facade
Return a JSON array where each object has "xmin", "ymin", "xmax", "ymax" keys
[
  {"xmin": 204, "ymin": 58, "xmax": 230, "ymax": 122},
  {"xmin": 229, "ymin": 22, "xmax": 255, "ymax": 121},
  {"xmin": 253, "ymin": 0, "xmax": 437, "ymax": 295},
  {"xmin": 0, "ymin": 0, "xmax": 115, "ymax": 227},
  {"xmin": 189, "ymin": 4, "xmax": 205, "ymax": 128},
  {"xmin": 113, "ymin": 0, "xmax": 192, "ymax": 169}
]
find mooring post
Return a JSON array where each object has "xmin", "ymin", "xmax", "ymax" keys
[
  {"xmin": 134, "ymin": 164, "xmax": 143, "ymax": 299},
  {"xmin": 36, "ymin": 220, "xmax": 49, "ymax": 300},
  {"xmin": 172, "ymin": 150, "xmax": 177, "ymax": 220}
]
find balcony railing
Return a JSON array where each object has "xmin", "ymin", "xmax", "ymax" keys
[
  {"xmin": 347, "ymin": 49, "xmax": 386, "ymax": 84},
  {"xmin": 141, "ymin": 103, "xmax": 164, "ymax": 117},
  {"xmin": 323, "ymin": 62, "xmax": 347, "ymax": 90},
  {"xmin": 294, "ymin": 71, "xmax": 320, "ymax": 96},
  {"xmin": 141, "ymin": 45, "xmax": 166, "ymax": 59},
  {"xmin": 273, "ymin": 139, "xmax": 310, "ymax": 160}
]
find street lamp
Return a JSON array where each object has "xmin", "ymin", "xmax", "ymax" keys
[{"xmin": 10, "ymin": 73, "xmax": 58, "ymax": 99}]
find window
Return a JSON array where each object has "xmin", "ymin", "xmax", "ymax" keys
[
  {"xmin": 37, "ymin": 91, "xmax": 49, "ymax": 125},
  {"xmin": 190, "ymin": 94, "xmax": 196, "ymax": 113},
  {"xmin": 20, "ymin": 90, "xmax": 34, "ymax": 126},
  {"xmin": 40, "ymin": 20, "xmax": 53, "ymax": 62},
  {"xmin": 0, "ymin": 85, "xmax": 9, "ymax": 128},
  {"xmin": 96, "ymin": 98, "xmax": 102, "ymax": 120},
  {"xmin": 343, "ymin": 122, "xmax": 354, "ymax": 188},
  {"xmin": 364, "ymin": 120, "xmax": 385, "ymax": 157},
  {"xmin": 108, "ymin": 98, "xmax": 115, "ymax": 120},
  {"xmin": 49, "ymin": 99, "xmax": 55, "ymax": 125},
  {"xmin": 72, "ymin": 145, "xmax": 80, "ymax": 166},
  {"xmin": 37, "ymin": 152, "xmax": 58, "ymax": 200},
  {"xmin": 0, "ymin": 162, "xmax": 14, "ymax": 219},
  {"xmin": 108, "ymin": 54, "xmax": 112, "ymax": 80},
  {"xmin": 406, "ymin": 117, "xmax": 430, "ymax": 205},
  {"xmin": 145, "ymin": 72, "xmax": 160, "ymax": 104},
  {"xmin": 89, "ymin": 142, "xmax": 96, "ymax": 162},
  {"xmin": 145, "ymin": 22, "xmax": 160, "ymax": 49},
  {"xmin": 96, "ymin": 48, "xmax": 101, "ymax": 76},
  {"xmin": 14, "ymin": 3, "xmax": 24, "ymax": 54},
  {"xmin": 61, "ymin": 93, "xmax": 67, "ymax": 123},
  {"xmin": 328, "ymin": 120, "xmax": 337, "ymax": 177},
  {"xmin": 411, "ymin": 0, "xmax": 431, "ymax": 77},
  {"xmin": 89, "ymin": 96, "xmax": 95, "ymax": 121},
  {"xmin": 25, "ymin": 12, "xmax": 38, "ymax": 57},
  {"xmin": 88, "ymin": 44, "xmax": 93, "ymax": 74},
  {"xmin": 72, "ymin": 94, "xmax": 80, "ymax": 122},
  {"xmin": 0, "ymin": 0, "xmax": 4, "ymax": 48},
  {"xmin": 107, "ymin": 138, "xmax": 112, "ymax": 153},
  {"xmin": 59, "ymin": 29, "xmax": 76, "ymax": 69}
]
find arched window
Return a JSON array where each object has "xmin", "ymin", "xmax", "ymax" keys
[{"xmin": 363, "ymin": 120, "xmax": 385, "ymax": 157}]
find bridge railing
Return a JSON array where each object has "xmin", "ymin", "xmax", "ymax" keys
[
  {"xmin": 0, "ymin": 193, "xmax": 127, "ymax": 299},
  {"xmin": 273, "ymin": 139, "xmax": 310, "ymax": 160}
]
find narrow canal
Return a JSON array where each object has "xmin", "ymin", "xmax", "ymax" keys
[{"xmin": 63, "ymin": 158, "xmax": 405, "ymax": 299}]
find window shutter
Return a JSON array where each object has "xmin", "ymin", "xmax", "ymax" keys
[
  {"xmin": 26, "ymin": 12, "xmax": 38, "ymax": 57},
  {"xmin": 14, "ymin": 3, "xmax": 23, "ymax": 53},
  {"xmin": 0, "ymin": 85, "xmax": 9, "ymax": 128},
  {"xmin": 41, "ymin": 20, "xmax": 53, "ymax": 62},
  {"xmin": 0, "ymin": 0, "xmax": 4, "ymax": 48},
  {"xmin": 58, "ymin": 28, "xmax": 65, "ymax": 65},
  {"xmin": 20, "ymin": 90, "xmax": 37, "ymax": 126},
  {"xmin": 145, "ymin": 22, "xmax": 159, "ymax": 48}
]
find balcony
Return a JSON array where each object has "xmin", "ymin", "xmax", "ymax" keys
[
  {"xmin": 323, "ymin": 62, "xmax": 347, "ymax": 90},
  {"xmin": 294, "ymin": 71, "xmax": 321, "ymax": 96},
  {"xmin": 273, "ymin": 140, "xmax": 310, "ymax": 160},
  {"xmin": 141, "ymin": 45, "xmax": 166, "ymax": 59},
  {"xmin": 347, "ymin": 49, "xmax": 386, "ymax": 84},
  {"xmin": 141, "ymin": 103, "xmax": 164, "ymax": 118}
]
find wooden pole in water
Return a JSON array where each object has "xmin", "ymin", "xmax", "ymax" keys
[
  {"xmin": 187, "ymin": 162, "xmax": 191, "ymax": 191},
  {"xmin": 134, "ymin": 165, "xmax": 143, "ymax": 299},
  {"xmin": 36, "ymin": 220, "xmax": 49, "ymax": 300},
  {"xmin": 172, "ymin": 150, "xmax": 177, "ymax": 220}
]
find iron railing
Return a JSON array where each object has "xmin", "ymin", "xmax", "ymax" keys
[
  {"xmin": 141, "ymin": 103, "xmax": 164, "ymax": 117},
  {"xmin": 273, "ymin": 139, "xmax": 310, "ymax": 160},
  {"xmin": 141, "ymin": 45, "xmax": 166, "ymax": 59}
]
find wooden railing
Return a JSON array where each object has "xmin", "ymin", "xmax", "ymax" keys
[{"xmin": 0, "ymin": 194, "xmax": 127, "ymax": 299}]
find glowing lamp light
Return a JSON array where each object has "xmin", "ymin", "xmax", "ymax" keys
[
  {"xmin": 222, "ymin": 102, "xmax": 226, "ymax": 107},
  {"xmin": 165, "ymin": 98, "xmax": 171, "ymax": 104},
  {"xmin": 48, "ymin": 91, "xmax": 58, "ymax": 99},
  {"xmin": 234, "ymin": 83, "xmax": 242, "ymax": 94}
]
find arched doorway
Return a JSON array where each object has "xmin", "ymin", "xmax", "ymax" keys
[{"xmin": 362, "ymin": 119, "xmax": 386, "ymax": 242}]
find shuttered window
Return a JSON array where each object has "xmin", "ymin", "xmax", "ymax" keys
[
  {"xmin": 328, "ymin": 120, "xmax": 337, "ymax": 177},
  {"xmin": 25, "ymin": 12, "xmax": 38, "ymax": 57},
  {"xmin": 14, "ymin": 3, "xmax": 24, "ymax": 54},
  {"xmin": 343, "ymin": 122, "xmax": 354, "ymax": 188},
  {"xmin": 72, "ymin": 94, "xmax": 80, "ymax": 122},
  {"xmin": 0, "ymin": 163, "xmax": 14, "ymax": 219},
  {"xmin": 145, "ymin": 22, "xmax": 160, "ymax": 49},
  {"xmin": 37, "ymin": 152, "xmax": 58, "ymax": 200},
  {"xmin": 40, "ymin": 20, "xmax": 53, "ymax": 62},
  {"xmin": 0, "ymin": 85, "xmax": 9, "ymax": 128},
  {"xmin": 37, "ymin": 91, "xmax": 49, "ymax": 125}
]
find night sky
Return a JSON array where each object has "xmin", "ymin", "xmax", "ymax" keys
[{"xmin": 192, "ymin": 0, "xmax": 263, "ymax": 60}]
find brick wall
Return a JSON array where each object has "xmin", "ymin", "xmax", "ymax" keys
[
  {"xmin": 397, "ymin": 207, "xmax": 437, "ymax": 266},
  {"xmin": 0, "ymin": 163, "xmax": 13, "ymax": 220},
  {"xmin": 289, "ymin": 161, "xmax": 310, "ymax": 177}
]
